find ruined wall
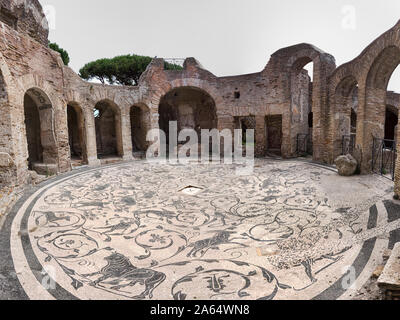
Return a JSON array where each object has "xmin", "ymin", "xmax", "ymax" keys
[
  {"xmin": 138, "ymin": 54, "xmax": 317, "ymax": 159},
  {"xmin": 0, "ymin": 11, "xmax": 68, "ymax": 186},
  {"xmin": 0, "ymin": 12, "xmax": 320, "ymax": 188},
  {"xmin": 0, "ymin": 76, "xmax": 16, "ymax": 186},
  {"xmin": 0, "ymin": 0, "xmax": 48, "ymax": 45},
  {"xmin": 1, "ymin": 0, "xmax": 399, "ymax": 199},
  {"xmin": 290, "ymin": 70, "xmax": 312, "ymax": 154},
  {"xmin": 326, "ymin": 20, "xmax": 400, "ymax": 197},
  {"xmin": 328, "ymin": 20, "xmax": 400, "ymax": 170}
]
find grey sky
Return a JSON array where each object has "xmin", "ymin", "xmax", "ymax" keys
[{"xmin": 39, "ymin": 0, "xmax": 400, "ymax": 90}]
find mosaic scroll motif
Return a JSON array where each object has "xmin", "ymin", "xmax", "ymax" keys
[{"xmin": 30, "ymin": 163, "xmax": 362, "ymax": 299}]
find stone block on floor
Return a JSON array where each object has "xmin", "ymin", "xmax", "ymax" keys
[{"xmin": 378, "ymin": 242, "xmax": 400, "ymax": 299}]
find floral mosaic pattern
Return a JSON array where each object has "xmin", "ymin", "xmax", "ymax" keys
[{"xmin": 25, "ymin": 160, "xmax": 381, "ymax": 300}]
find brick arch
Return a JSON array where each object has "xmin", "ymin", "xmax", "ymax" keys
[
  {"xmin": 151, "ymin": 79, "xmax": 223, "ymax": 115},
  {"xmin": 94, "ymin": 98, "xmax": 122, "ymax": 114},
  {"xmin": 66, "ymin": 101, "xmax": 88, "ymax": 164},
  {"xmin": 94, "ymin": 99, "xmax": 124, "ymax": 158},
  {"xmin": 366, "ymin": 46, "xmax": 400, "ymax": 90},
  {"xmin": 131, "ymin": 102, "xmax": 150, "ymax": 112},
  {"xmin": 325, "ymin": 20, "xmax": 400, "ymax": 191},
  {"xmin": 353, "ymin": 22, "xmax": 400, "ymax": 173},
  {"xmin": 328, "ymin": 75, "xmax": 359, "ymax": 161},
  {"xmin": 386, "ymin": 92, "xmax": 400, "ymax": 111},
  {"xmin": 23, "ymin": 86, "xmax": 59, "ymax": 174},
  {"xmin": 64, "ymin": 91, "xmax": 100, "ymax": 166},
  {"xmin": 130, "ymin": 102, "xmax": 151, "ymax": 118},
  {"xmin": 89, "ymin": 88, "xmax": 113, "ymax": 105},
  {"xmin": 267, "ymin": 43, "xmax": 336, "ymax": 161},
  {"xmin": 356, "ymin": 21, "xmax": 400, "ymax": 83},
  {"xmin": 157, "ymin": 85, "xmax": 219, "ymax": 145},
  {"xmin": 386, "ymin": 104, "xmax": 399, "ymax": 116},
  {"xmin": 286, "ymin": 49, "xmax": 320, "ymax": 73},
  {"xmin": 17, "ymin": 74, "xmax": 60, "ymax": 107},
  {"xmin": 329, "ymin": 66, "xmax": 360, "ymax": 96},
  {"xmin": 17, "ymin": 75, "xmax": 69, "ymax": 173},
  {"xmin": 0, "ymin": 53, "xmax": 18, "ymax": 185},
  {"xmin": 269, "ymin": 43, "xmax": 335, "ymax": 72},
  {"xmin": 64, "ymin": 90, "xmax": 88, "ymax": 111},
  {"xmin": 385, "ymin": 104, "xmax": 399, "ymax": 143},
  {"xmin": 17, "ymin": 75, "xmax": 61, "ymax": 127}
]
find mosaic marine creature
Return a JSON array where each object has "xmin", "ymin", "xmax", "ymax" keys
[
  {"xmin": 35, "ymin": 211, "xmax": 71, "ymax": 227},
  {"xmin": 85, "ymin": 252, "xmax": 166, "ymax": 299},
  {"xmin": 92, "ymin": 220, "xmax": 139, "ymax": 241},
  {"xmin": 186, "ymin": 231, "xmax": 246, "ymax": 258}
]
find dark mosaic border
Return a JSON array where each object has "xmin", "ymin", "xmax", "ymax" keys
[{"xmin": 0, "ymin": 163, "xmax": 121, "ymax": 300}]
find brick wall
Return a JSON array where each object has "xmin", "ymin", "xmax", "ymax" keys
[{"xmin": 0, "ymin": 0, "xmax": 399, "ymax": 198}]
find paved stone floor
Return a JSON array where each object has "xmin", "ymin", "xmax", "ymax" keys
[{"xmin": 1, "ymin": 158, "xmax": 399, "ymax": 300}]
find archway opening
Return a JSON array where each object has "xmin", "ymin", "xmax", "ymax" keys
[
  {"xmin": 290, "ymin": 58, "xmax": 313, "ymax": 156},
  {"xmin": 386, "ymin": 64, "xmax": 400, "ymax": 147},
  {"xmin": 130, "ymin": 104, "xmax": 150, "ymax": 153},
  {"xmin": 365, "ymin": 46, "xmax": 400, "ymax": 142},
  {"xmin": 24, "ymin": 93, "xmax": 43, "ymax": 168},
  {"xmin": 385, "ymin": 106, "xmax": 398, "ymax": 141},
  {"xmin": 67, "ymin": 103, "xmax": 87, "ymax": 165},
  {"xmin": 158, "ymin": 87, "xmax": 217, "ymax": 146},
  {"xmin": 234, "ymin": 116, "xmax": 255, "ymax": 145},
  {"xmin": 94, "ymin": 100, "xmax": 123, "ymax": 159},
  {"xmin": 365, "ymin": 46, "xmax": 400, "ymax": 177},
  {"xmin": 23, "ymin": 88, "xmax": 58, "ymax": 174},
  {"xmin": 333, "ymin": 76, "xmax": 359, "ymax": 158},
  {"xmin": 351, "ymin": 108, "xmax": 357, "ymax": 134},
  {"xmin": 265, "ymin": 115, "xmax": 283, "ymax": 155},
  {"xmin": 388, "ymin": 65, "xmax": 400, "ymax": 195}
]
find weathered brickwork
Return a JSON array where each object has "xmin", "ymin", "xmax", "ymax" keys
[
  {"xmin": 0, "ymin": 1, "xmax": 399, "ymax": 197},
  {"xmin": 0, "ymin": 0, "xmax": 48, "ymax": 45}
]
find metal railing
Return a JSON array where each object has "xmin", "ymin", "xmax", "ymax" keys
[{"xmin": 372, "ymin": 137, "xmax": 397, "ymax": 181}]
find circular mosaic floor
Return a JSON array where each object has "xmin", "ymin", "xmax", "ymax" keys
[{"xmin": 1, "ymin": 159, "xmax": 400, "ymax": 300}]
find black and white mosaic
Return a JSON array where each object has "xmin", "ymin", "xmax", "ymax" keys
[{"xmin": 1, "ymin": 159, "xmax": 399, "ymax": 300}]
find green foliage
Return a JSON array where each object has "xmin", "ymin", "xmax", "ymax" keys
[
  {"xmin": 164, "ymin": 60, "xmax": 184, "ymax": 71},
  {"xmin": 49, "ymin": 42, "xmax": 70, "ymax": 66},
  {"xmin": 79, "ymin": 54, "xmax": 183, "ymax": 86}
]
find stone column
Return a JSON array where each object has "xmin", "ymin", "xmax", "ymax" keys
[
  {"xmin": 0, "ymin": 98, "xmax": 19, "ymax": 185},
  {"xmin": 83, "ymin": 107, "xmax": 100, "ymax": 166},
  {"xmin": 255, "ymin": 115, "xmax": 266, "ymax": 157},
  {"xmin": 55, "ymin": 102, "xmax": 71, "ymax": 174},
  {"xmin": 359, "ymin": 87, "xmax": 386, "ymax": 173},
  {"xmin": 331, "ymin": 94, "xmax": 352, "ymax": 161},
  {"xmin": 311, "ymin": 60, "xmax": 327, "ymax": 163},
  {"xmin": 217, "ymin": 114, "xmax": 235, "ymax": 158},
  {"xmin": 150, "ymin": 110, "xmax": 160, "ymax": 130},
  {"xmin": 281, "ymin": 110, "xmax": 291, "ymax": 158},
  {"xmin": 120, "ymin": 107, "xmax": 133, "ymax": 161},
  {"xmin": 394, "ymin": 121, "xmax": 400, "ymax": 199},
  {"xmin": 145, "ymin": 111, "xmax": 161, "ymax": 159}
]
